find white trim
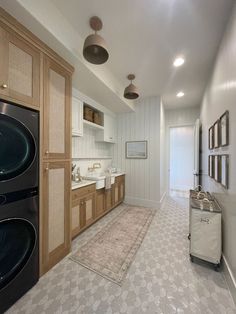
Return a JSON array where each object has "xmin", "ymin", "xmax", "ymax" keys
[
  {"xmin": 222, "ymin": 254, "xmax": 236, "ymax": 305},
  {"xmin": 124, "ymin": 196, "xmax": 160, "ymax": 208}
]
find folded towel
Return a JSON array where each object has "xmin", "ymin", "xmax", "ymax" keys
[{"xmin": 105, "ymin": 173, "xmax": 111, "ymax": 190}]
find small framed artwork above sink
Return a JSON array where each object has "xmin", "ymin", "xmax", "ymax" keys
[{"xmin": 125, "ymin": 141, "xmax": 148, "ymax": 159}]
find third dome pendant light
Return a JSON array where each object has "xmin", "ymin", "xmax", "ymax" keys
[
  {"xmin": 124, "ymin": 74, "xmax": 139, "ymax": 99},
  {"xmin": 83, "ymin": 16, "xmax": 109, "ymax": 65}
]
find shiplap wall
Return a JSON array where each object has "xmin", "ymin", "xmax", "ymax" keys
[
  {"xmin": 72, "ymin": 126, "xmax": 113, "ymax": 159},
  {"xmin": 113, "ymin": 97, "xmax": 161, "ymax": 207}
]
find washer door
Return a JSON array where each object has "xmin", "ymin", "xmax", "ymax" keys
[
  {"xmin": 0, "ymin": 219, "xmax": 36, "ymax": 290},
  {"xmin": 0, "ymin": 114, "xmax": 36, "ymax": 182}
]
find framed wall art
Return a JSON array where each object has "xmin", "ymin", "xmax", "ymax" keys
[
  {"xmin": 208, "ymin": 155, "xmax": 214, "ymax": 178},
  {"xmin": 208, "ymin": 126, "xmax": 214, "ymax": 150},
  {"xmin": 213, "ymin": 120, "xmax": 220, "ymax": 148},
  {"xmin": 214, "ymin": 155, "xmax": 221, "ymax": 182},
  {"xmin": 220, "ymin": 110, "xmax": 229, "ymax": 147},
  {"xmin": 126, "ymin": 141, "xmax": 148, "ymax": 159},
  {"xmin": 220, "ymin": 154, "xmax": 229, "ymax": 189}
]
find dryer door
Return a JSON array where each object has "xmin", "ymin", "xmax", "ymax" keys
[
  {"xmin": 0, "ymin": 113, "xmax": 36, "ymax": 182},
  {"xmin": 0, "ymin": 218, "xmax": 36, "ymax": 290}
]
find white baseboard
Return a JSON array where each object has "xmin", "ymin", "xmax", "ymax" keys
[
  {"xmin": 124, "ymin": 196, "xmax": 160, "ymax": 208},
  {"xmin": 222, "ymin": 255, "xmax": 236, "ymax": 306}
]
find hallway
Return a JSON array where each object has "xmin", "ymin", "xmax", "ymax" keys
[{"xmin": 7, "ymin": 197, "xmax": 235, "ymax": 314}]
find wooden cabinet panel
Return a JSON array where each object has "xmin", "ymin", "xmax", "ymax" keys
[
  {"xmin": 43, "ymin": 56, "xmax": 71, "ymax": 159},
  {"xmin": 80, "ymin": 193, "xmax": 95, "ymax": 229},
  {"xmin": 105, "ymin": 188, "xmax": 112, "ymax": 211},
  {"xmin": 0, "ymin": 24, "xmax": 40, "ymax": 107},
  {"xmin": 96, "ymin": 189, "xmax": 105, "ymax": 217},
  {"xmin": 41, "ymin": 161, "xmax": 71, "ymax": 273},
  {"xmin": 71, "ymin": 199, "xmax": 82, "ymax": 238},
  {"xmin": 113, "ymin": 183, "xmax": 119, "ymax": 206}
]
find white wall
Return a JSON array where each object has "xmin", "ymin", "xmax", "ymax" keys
[
  {"xmin": 164, "ymin": 107, "xmax": 200, "ymax": 193},
  {"xmin": 200, "ymin": 4, "xmax": 236, "ymax": 302},
  {"xmin": 113, "ymin": 97, "xmax": 161, "ymax": 208},
  {"xmin": 160, "ymin": 100, "xmax": 166, "ymax": 201}
]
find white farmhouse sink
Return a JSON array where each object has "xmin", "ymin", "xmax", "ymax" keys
[{"xmin": 85, "ymin": 174, "xmax": 116, "ymax": 189}]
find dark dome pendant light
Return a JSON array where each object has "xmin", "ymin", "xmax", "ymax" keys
[
  {"xmin": 83, "ymin": 16, "xmax": 109, "ymax": 65},
  {"xmin": 124, "ymin": 74, "xmax": 139, "ymax": 99}
]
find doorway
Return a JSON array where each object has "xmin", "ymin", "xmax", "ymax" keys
[{"xmin": 169, "ymin": 125, "xmax": 194, "ymax": 197}]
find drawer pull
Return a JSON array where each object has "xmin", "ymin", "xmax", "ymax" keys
[{"xmin": 45, "ymin": 150, "xmax": 49, "ymax": 155}]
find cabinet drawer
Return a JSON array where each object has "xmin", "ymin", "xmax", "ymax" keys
[{"xmin": 72, "ymin": 184, "xmax": 96, "ymax": 200}]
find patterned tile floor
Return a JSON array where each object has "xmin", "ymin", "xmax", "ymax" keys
[{"xmin": 6, "ymin": 197, "xmax": 236, "ymax": 314}]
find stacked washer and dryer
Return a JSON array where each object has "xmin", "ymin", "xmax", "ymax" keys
[{"xmin": 0, "ymin": 101, "xmax": 39, "ymax": 313}]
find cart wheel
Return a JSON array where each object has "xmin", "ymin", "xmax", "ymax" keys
[
  {"xmin": 188, "ymin": 234, "xmax": 191, "ymax": 240},
  {"xmin": 190, "ymin": 255, "xmax": 194, "ymax": 262},
  {"xmin": 214, "ymin": 263, "xmax": 220, "ymax": 272}
]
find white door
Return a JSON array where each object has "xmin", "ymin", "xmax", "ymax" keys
[{"xmin": 169, "ymin": 126, "xmax": 194, "ymax": 194}]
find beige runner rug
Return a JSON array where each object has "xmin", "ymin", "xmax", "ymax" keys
[{"xmin": 70, "ymin": 206, "xmax": 156, "ymax": 285}]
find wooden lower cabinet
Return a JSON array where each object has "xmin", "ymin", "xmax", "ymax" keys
[
  {"xmin": 105, "ymin": 188, "xmax": 113, "ymax": 211},
  {"xmin": 41, "ymin": 161, "xmax": 71, "ymax": 274},
  {"xmin": 71, "ymin": 175, "xmax": 125, "ymax": 239},
  {"xmin": 96, "ymin": 189, "xmax": 105, "ymax": 217},
  {"xmin": 80, "ymin": 194, "xmax": 96, "ymax": 228},
  {"xmin": 71, "ymin": 184, "xmax": 96, "ymax": 238}
]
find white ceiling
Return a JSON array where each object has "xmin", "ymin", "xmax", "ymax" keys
[
  {"xmin": 0, "ymin": 0, "xmax": 234, "ymax": 111},
  {"xmin": 50, "ymin": 0, "xmax": 234, "ymax": 109}
]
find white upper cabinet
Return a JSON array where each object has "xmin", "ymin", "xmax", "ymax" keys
[
  {"xmin": 72, "ymin": 96, "xmax": 83, "ymax": 137},
  {"xmin": 96, "ymin": 114, "xmax": 116, "ymax": 143}
]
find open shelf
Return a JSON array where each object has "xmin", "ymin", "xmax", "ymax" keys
[{"xmin": 83, "ymin": 119, "xmax": 104, "ymax": 130}]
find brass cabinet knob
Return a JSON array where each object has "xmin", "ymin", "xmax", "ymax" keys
[{"xmin": 1, "ymin": 83, "xmax": 8, "ymax": 89}]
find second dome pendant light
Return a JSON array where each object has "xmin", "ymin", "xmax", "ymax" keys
[
  {"xmin": 83, "ymin": 16, "xmax": 109, "ymax": 65},
  {"xmin": 124, "ymin": 74, "xmax": 139, "ymax": 99}
]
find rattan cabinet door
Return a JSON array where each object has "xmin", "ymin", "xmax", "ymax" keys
[
  {"xmin": 43, "ymin": 56, "xmax": 71, "ymax": 160},
  {"xmin": 41, "ymin": 161, "xmax": 71, "ymax": 274},
  {"xmin": 0, "ymin": 25, "xmax": 40, "ymax": 107}
]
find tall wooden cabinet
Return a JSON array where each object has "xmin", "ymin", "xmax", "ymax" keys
[
  {"xmin": 41, "ymin": 55, "xmax": 72, "ymax": 274},
  {"xmin": 0, "ymin": 8, "xmax": 74, "ymax": 276}
]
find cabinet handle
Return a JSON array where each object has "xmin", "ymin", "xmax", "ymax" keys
[
  {"xmin": 45, "ymin": 166, "xmax": 49, "ymax": 171},
  {"xmin": 1, "ymin": 83, "xmax": 8, "ymax": 89},
  {"xmin": 45, "ymin": 150, "xmax": 49, "ymax": 155}
]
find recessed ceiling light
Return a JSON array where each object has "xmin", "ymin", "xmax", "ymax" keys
[
  {"xmin": 176, "ymin": 91, "xmax": 185, "ymax": 98},
  {"xmin": 173, "ymin": 57, "xmax": 185, "ymax": 67}
]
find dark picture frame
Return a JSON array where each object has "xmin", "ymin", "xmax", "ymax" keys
[
  {"xmin": 208, "ymin": 155, "xmax": 214, "ymax": 178},
  {"xmin": 125, "ymin": 141, "xmax": 148, "ymax": 159},
  {"xmin": 208, "ymin": 126, "xmax": 214, "ymax": 150},
  {"xmin": 214, "ymin": 155, "xmax": 221, "ymax": 182},
  {"xmin": 213, "ymin": 120, "xmax": 220, "ymax": 148},
  {"xmin": 220, "ymin": 154, "xmax": 229, "ymax": 189},
  {"xmin": 220, "ymin": 111, "xmax": 229, "ymax": 147}
]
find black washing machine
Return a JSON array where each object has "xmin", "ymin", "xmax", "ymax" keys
[
  {"xmin": 0, "ymin": 101, "xmax": 39, "ymax": 194},
  {"xmin": 0, "ymin": 101, "xmax": 39, "ymax": 313}
]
